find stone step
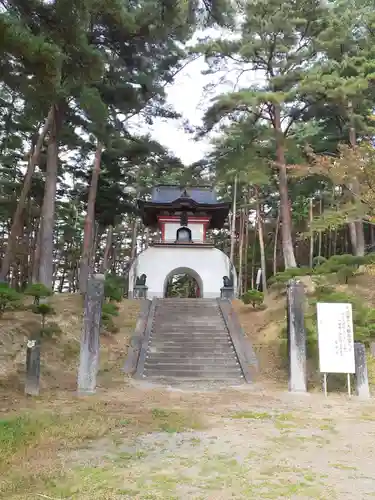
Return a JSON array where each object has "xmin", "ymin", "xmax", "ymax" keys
[
  {"xmin": 143, "ymin": 368, "xmax": 243, "ymax": 378},
  {"xmin": 133, "ymin": 298, "xmax": 248, "ymax": 384},
  {"xmin": 147, "ymin": 347, "xmax": 235, "ymax": 355},
  {"xmin": 146, "ymin": 351, "xmax": 235, "ymax": 359},
  {"xmin": 144, "ymin": 360, "xmax": 239, "ymax": 368},
  {"xmin": 151, "ymin": 331, "xmax": 229, "ymax": 336},
  {"xmin": 155, "ymin": 313, "xmax": 220, "ymax": 317},
  {"xmin": 154, "ymin": 318, "xmax": 221, "ymax": 322},
  {"xmin": 153, "ymin": 316, "xmax": 221, "ymax": 321},
  {"xmin": 141, "ymin": 376, "xmax": 245, "ymax": 385},
  {"xmin": 149, "ymin": 340, "xmax": 232, "ymax": 348},
  {"xmin": 152, "ymin": 325, "xmax": 226, "ymax": 331},
  {"xmin": 156, "ymin": 309, "xmax": 219, "ymax": 313}
]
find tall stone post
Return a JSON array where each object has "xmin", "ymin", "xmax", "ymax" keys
[
  {"xmin": 354, "ymin": 342, "xmax": 370, "ymax": 399},
  {"xmin": 77, "ymin": 274, "xmax": 105, "ymax": 395},
  {"xmin": 25, "ymin": 337, "xmax": 41, "ymax": 396},
  {"xmin": 287, "ymin": 279, "xmax": 307, "ymax": 393}
]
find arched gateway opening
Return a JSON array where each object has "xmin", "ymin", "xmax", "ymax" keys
[{"xmin": 163, "ymin": 267, "xmax": 203, "ymax": 298}]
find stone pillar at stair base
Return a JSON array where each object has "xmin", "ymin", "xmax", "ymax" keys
[
  {"xmin": 287, "ymin": 279, "xmax": 307, "ymax": 393},
  {"xmin": 77, "ymin": 274, "xmax": 105, "ymax": 395},
  {"xmin": 221, "ymin": 286, "xmax": 234, "ymax": 300},
  {"xmin": 354, "ymin": 342, "xmax": 370, "ymax": 399},
  {"xmin": 133, "ymin": 285, "xmax": 148, "ymax": 299}
]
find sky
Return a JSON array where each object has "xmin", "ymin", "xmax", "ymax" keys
[
  {"xmin": 149, "ymin": 56, "xmax": 214, "ymax": 165},
  {"xmin": 146, "ymin": 47, "xmax": 265, "ymax": 166}
]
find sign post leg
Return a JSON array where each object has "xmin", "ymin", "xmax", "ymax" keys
[
  {"xmin": 347, "ymin": 373, "xmax": 351, "ymax": 398},
  {"xmin": 323, "ymin": 373, "xmax": 327, "ymax": 398}
]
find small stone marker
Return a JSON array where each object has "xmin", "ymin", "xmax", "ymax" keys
[
  {"xmin": 354, "ymin": 342, "xmax": 370, "ymax": 399},
  {"xmin": 25, "ymin": 337, "xmax": 41, "ymax": 396},
  {"xmin": 77, "ymin": 274, "xmax": 105, "ymax": 395},
  {"xmin": 370, "ymin": 341, "xmax": 375, "ymax": 358},
  {"xmin": 287, "ymin": 279, "xmax": 307, "ymax": 393}
]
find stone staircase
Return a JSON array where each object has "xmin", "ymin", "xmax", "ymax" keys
[{"xmin": 137, "ymin": 298, "xmax": 246, "ymax": 384}]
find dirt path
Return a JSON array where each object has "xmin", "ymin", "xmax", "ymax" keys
[{"xmin": 20, "ymin": 383, "xmax": 374, "ymax": 500}]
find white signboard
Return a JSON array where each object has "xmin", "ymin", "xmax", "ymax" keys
[{"xmin": 317, "ymin": 303, "xmax": 355, "ymax": 374}]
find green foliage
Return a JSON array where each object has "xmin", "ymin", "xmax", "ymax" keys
[
  {"xmin": 25, "ymin": 283, "xmax": 55, "ymax": 334},
  {"xmin": 101, "ymin": 298, "xmax": 120, "ymax": 334},
  {"xmin": 312, "ymin": 256, "xmax": 327, "ymax": 268},
  {"xmin": 102, "ymin": 302, "xmax": 119, "ymax": 317},
  {"xmin": 25, "ymin": 283, "xmax": 53, "ymax": 304},
  {"xmin": 268, "ymin": 268, "xmax": 313, "ymax": 285},
  {"xmin": 0, "ymin": 283, "xmax": 23, "ymax": 317},
  {"xmin": 242, "ymin": 289, "xmax": 264, "ymax": 308},
  {"xmin": 315, "ymin": 254, "xmax": 366, "ymax": 283},
  {"xmin": 279, "ymin": 285, "xmax": 375, "ymax": 387},
  {"xmin": 104, "ymin": 274, "xmax": 123, "ymax": 303},
  {"xmin": 31, "ymin": 303, "xmax": 55, "ymax": 329},
  {"xmin": 39, "ymin": 321, "xmax": 62, "ymax": 339},
  {"xmin": 310, "ymin": 286, "xmax": 375, "ymax": 345}
]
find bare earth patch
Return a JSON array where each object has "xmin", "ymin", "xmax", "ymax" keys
[{"xmin": 2, "ymin": 383, "xmax": 375, "ymax": 499}]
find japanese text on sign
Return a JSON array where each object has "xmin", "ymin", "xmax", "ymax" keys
[{"xmin": 317, "ymin": 303, "xmax": 355, "ymax": 374}]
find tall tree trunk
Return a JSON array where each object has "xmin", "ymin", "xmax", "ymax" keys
[
  {"xmin": 348, "ymin": 101, "xmax": 365, "ymax": 256},
  {"xmin": 273, "ymin": 209, "xmax": 280, "ymax": 275},
  {"xmin": 256, "ymin": 188, "xmax": 267, "ymax": 294},
  {"xmin": 309, "ymin": 198, "xmax": 314, "ymax": 268},
  {"xmin": 38, "ymin": 106, "xmax": 60, "ymax": 289},
  {"xmin": 100, "ymin": 225, "xmax": 113, "ymax": 273},
  {"xmin": 130, "ymin": 217, "xmax": 138, "ymax": 261},
  {"xmin": 243, "ymin": 199, "xmax": 249, "ymax": 293},
  {"xmin": 79, "ymin": 141, "xmax": 103, "ymax": 294},
  {"xmin": 229, "ymin": 176, "xmax": 237, "ymax": 265},
  {"xmin": 318, "ymin": 198, "xmax": 323, "ymax": 258},
  {"xmin": 274, "ymin": 104, "xmax": 296, "ymax": 268},
  {"xmin": 0, "ymin": 108, "xmax": 54, "ymax": 281},
  {"xmin": 238, "ymin": 209, "xmax": 245, "ymax": 296},
  {"xmin": 32, "ymin": 223, "xmax": 41, "ymax": 283}
]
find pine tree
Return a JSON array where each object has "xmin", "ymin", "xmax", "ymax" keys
[{"xmin": 198, "ymin": 0, "xmax": 331, "ymax": 268}]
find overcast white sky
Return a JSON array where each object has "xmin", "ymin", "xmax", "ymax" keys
[
  {"xmin": 146, "ymin": 50, "xmax": 264, "ymax": 165},
  {"xmin": 149, "ymin": 55, "xmax": 213, "ymax": 165}
]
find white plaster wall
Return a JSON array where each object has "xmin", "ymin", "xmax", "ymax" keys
[
  {"xmin": 164, "ymin": 222, "xmax": 204, "ymax": 242},
  {"xmin": 129, "ymin": 246, "xmax": 236, "ymax": 299}
]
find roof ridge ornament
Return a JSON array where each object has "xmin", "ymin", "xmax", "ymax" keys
[{"xmin": 181, "ymin": 188, "xmax": 189, "ymax": 198}]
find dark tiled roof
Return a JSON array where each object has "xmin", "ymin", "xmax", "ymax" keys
[{"xmin": 151, "ymin": 185, "xmax": 218, "ymax": 204}]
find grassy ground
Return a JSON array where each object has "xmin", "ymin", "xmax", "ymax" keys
[
  {"xmin": 0, "ymin": 295, "xmax": 140, "ymax": 391},
  {"xmin": 1, "ymin": 384, "xmax": 375, "ymax": 499},
  {"xmin": 1, "ymin": 285, "xmax": 375, "ymax": 498}
]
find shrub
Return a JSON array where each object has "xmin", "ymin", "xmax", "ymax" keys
[
  {"xmin": 31, "ymin": 303, "xmax": 55, "ymax": 330},
  {"xmin": 312, "ymin": 256, "xmax": 327, "ymax": 268},
  {"xmin": 39, "ymin": 321, "xmax": 62, "ymax": 339},
  {"xmin": 268, "ymin": 267, "xmax": 313, "ymax": 285},
  {"xmin": 24, "ymin": 283, "xmax": 53, "ymax": 305},
  {"xmin": 101, "ymin": 300, "xmax": 120, "ymax": 334},
  {"xmin": 242, "ymin": 289, "xmax": 264, "ymax": 308},
  {"xmin": 102, "ymin": 302, "xmax": 119, "ymax": 317},
  {"xmin": 104, "ymin": 274, "xmax": 124, "ymax": 302},
  {"xmin": 0, "ymin": 283, "xmax": 23, "ymax": 317},
  {"xmin": 25, "ymin": 283, "xmax": 55, "ymax": 338}
]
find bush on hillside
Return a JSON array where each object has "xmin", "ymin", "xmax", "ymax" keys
[
  {"xmin": 25, "ymin": 283, "xmax": 53, "ymax": 305},
  {"xmin": 0, "ymin": 283, "xmax": 23, "ymax": 317},
  {"xmin": 312, "ymin": 256, "xmax": 327, "ymax": 268},
  {"xmin": 104, "ymin": 274, "xmax": 124, "ymax": 302},
  {"xmin": 268, "ymin": 267, "xmax": 313, "ymax": 285},
  {"xmin": 101, "ymin": 275, "xmax": 123, "ymax": 333},
  {"xmin": 280, "ymin": 286, "xmax": 375, "ymax": 364},
  {"xmin": 270, "ymin": 253, "xmax": 369, "ymax": 287},
  {"xmin": 242, "ymin": 289, "xmax": 264, "ymax": 308}
]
